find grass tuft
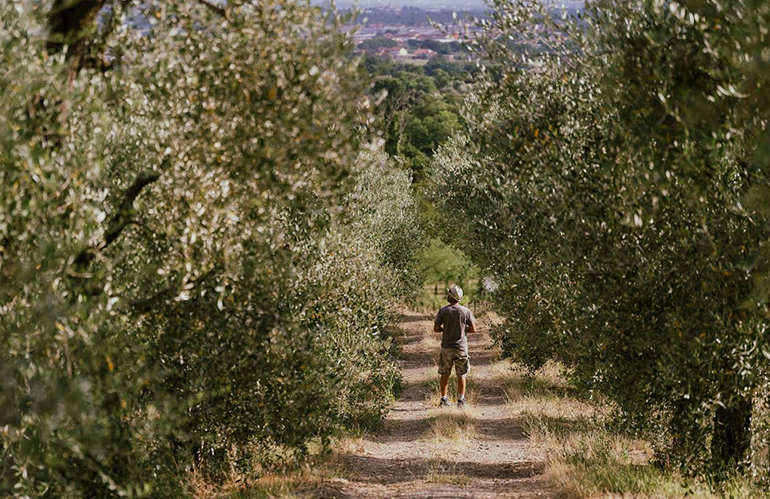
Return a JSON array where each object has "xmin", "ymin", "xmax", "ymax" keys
[
  {"xmin": 425, "ymin": 460, "xmax": 471, "ymax": 486},
  {"xmin": 423, "ymin": 407, "xmax": 479, "ymax": 443}
]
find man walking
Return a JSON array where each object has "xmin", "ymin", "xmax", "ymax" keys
[{"xmin": 434, "ymin": 284, "xmax": 476, "ymax": 407}]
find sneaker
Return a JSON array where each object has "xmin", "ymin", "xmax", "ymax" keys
[
  {"xmin": 457, "ymin": 398, "xmax": 466, "ymax": 408},
  {"xmin": 438, "ymin": 397, "xmax": 450, "ymax": 407}
]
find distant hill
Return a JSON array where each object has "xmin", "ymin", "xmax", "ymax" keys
[
  {"xmin": 349, "ymin": 6, "xmax": 488, "ymax": 26},
  {"xmin": 338, "ymin": 3, "xmax": 584, "ymax": 27}
]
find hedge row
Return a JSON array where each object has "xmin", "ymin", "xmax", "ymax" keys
[
  {"xmin": 432, "ymin": 0, "xmax": 770, "ymax": 478},
  {"xmin": 0, "ymin": 2, "xmax": 421, "ymax": 496}
]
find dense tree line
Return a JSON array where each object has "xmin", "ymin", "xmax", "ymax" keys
[
  {"xmin": 0, "ymin": 1, "xmax": 422, "ymax": 496},
  {"xmin": 432, "ymin": 0, "xmax": 770, "ymax": 482},
  {"xmin": 357, "ymin": 36, "xmax": 400, "ymax": 51},
  {"xmin": 362, "ymin": 54, "xmax": 479, "ymax": 183},
  {"xmin": 406, "ymin": 39, "xmax": 466, "ymax": 55}
]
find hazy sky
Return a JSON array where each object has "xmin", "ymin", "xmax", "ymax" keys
[
  {"xmin": 335, "ymin": 0, "xmax": 485, "ymax": 7},
  {"xmin": 331, "ymin": 0, "xmax": 583, "ymax": 8}
]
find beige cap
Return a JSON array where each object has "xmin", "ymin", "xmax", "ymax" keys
[{"xmin": 448, "ymin": 284, "xmax": 463, "ymax": 302}]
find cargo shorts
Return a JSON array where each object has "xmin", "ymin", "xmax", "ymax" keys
[{"xmin": 438, "ymin": 347, "xmax": 470, "ymax": 376}]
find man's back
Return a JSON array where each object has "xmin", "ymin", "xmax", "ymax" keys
[{"xmin": 435, "ymin": 303, "xmax": 475, "ymax": 353}]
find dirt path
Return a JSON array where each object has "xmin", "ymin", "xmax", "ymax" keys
[{"xmin": 316, "ymin": 311, "xmax": 555, "ymax": 498}]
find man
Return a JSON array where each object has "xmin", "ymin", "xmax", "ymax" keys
[{"xmin": 434, "ymin": 284, "xmax": 476, "ymax": 407}]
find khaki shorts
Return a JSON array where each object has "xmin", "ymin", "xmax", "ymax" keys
[{"xmin": 438, "ymin": 347, "xmax": 470, "ymax": 376}]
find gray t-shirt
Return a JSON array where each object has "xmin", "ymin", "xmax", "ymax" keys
[{"xmin": 435, "ymin": 304, "xmax": 476, "ymax": 353}]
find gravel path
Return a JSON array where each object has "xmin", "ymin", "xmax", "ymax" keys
[{"xmin": 314, "ymin": 311, "xmax": 556, "ymax": 498}]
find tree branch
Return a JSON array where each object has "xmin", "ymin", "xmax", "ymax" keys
[
  {"xmin": 196, "ymin": 0, "xmax": 228, "ymax": 17},
  {"xmin": 128, "ymin": 286, "xmax": 176, "ymax": 315},
  {"xmin": 102, "ymin": 171, "xmax": 160, "ymax": 248},
  {"xmin": 128, "ymin": 268, "xmax": 218, "ymax": 315},
  {"xmin": 73, "ymin": 171, "xmax": 160, "ymax": 270}
]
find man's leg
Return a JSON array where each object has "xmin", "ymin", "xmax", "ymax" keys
[
  {"xmin": 440, "ymin": 374, "xmax": 450, "ymax": 398},
  {"xmin": 438, "ymin": 348, "xmax": 451, "ymax": 405},
  {"xmin": 455, "ymin": 352, "xmax": 470, "ymax": 405},
  {"xmin": 457, "ymin": 374, "xmax": 466, "ymax": 400}
]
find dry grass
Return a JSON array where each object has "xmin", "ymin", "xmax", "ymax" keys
[
  {"xmin": 418, "ymin": 332, "xmax": 441, "ymax": 355},
  {"xmin": 187, "ymin": 436, "xmax": 364, "ymax": 498},
  {"xmin": 422, "ymin": 406, "xmax": 479, "ymax": 443},
  {"xmin": 189, "ymin": 464, "xmax": 322, "ymax": 499},
  {"xmin": 425, "ymin": 460, "xmax": 472, "ymax": 486},
  {"xmin": 494, "ymin": 361, "xmax": 769, "ymax": 499}
]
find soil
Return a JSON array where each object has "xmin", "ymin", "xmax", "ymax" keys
[{"xmin": 312, "ymin": 311, "xmax": 556, "ymax": 499}]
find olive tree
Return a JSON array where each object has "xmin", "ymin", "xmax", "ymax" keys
[
  {"xmin": 432, "ymin": 0, "xmax": 770, "ymax": 477},
  {"xmin": 1, "ymin": 1, "xmax": 422, "ymax": 496}
]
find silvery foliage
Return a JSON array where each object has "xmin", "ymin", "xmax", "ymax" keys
[{"xmin": 1, "ymin": 1, "xmax": 421, "ymax": 496}]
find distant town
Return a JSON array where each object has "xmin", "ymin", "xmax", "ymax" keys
[
  {"xmin": 344, "ymin": 5, "xmax": 581, "ymax": 63},
  {"xmin": 343, "ymin": 6, "xmax": 484, "ymax": 62}
]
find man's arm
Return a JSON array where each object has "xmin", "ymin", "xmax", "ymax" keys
[
  {"xmin": 467, "ymin": 310, "xmax": 477, "ymax": 333},
  {"xmin": 468, "ymin": 321, "xmax": 477, "ymax": 334},
  {"xmin": 434, "ymin": 308, "xmax": 444, "ymax": 333}
]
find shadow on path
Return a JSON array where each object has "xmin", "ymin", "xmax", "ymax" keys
[{"xmin": 340, "ymin": 455, "xmax": 544, "ymax": 484}]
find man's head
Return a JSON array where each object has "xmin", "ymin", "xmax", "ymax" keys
[{"xmin": 447, "ymin": 284, "xmax": 463, "ymax": 304}]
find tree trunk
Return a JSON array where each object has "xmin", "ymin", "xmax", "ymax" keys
[
  {"xmin": 47, "ymin": 0, "xmax": 106, "ymax": 78},
  {"xmin": 712, "ymin": 397, "xmax": 752, "ymax": 472}
]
